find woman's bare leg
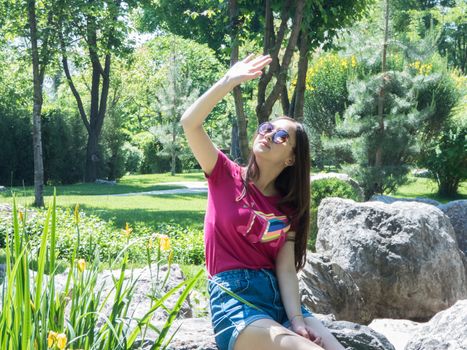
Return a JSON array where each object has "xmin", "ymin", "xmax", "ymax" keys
[{"xmin": 234, "ymin": 318, "xmax": 324, "ymax": 350}]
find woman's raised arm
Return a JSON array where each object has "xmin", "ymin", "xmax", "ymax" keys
[{"xmin": 180, "ymin": 54, "xmax": 271, "ymax": 176}]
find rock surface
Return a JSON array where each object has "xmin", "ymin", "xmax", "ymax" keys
[
  {"xmin": 438, "ymin": 200, "xmax": 467, "ymax": 255},
  {"xmin": 316, "ymin": 198, "xmax": 467, "ymax": 321},
  {"xmin": 299, "ymin": 253, "xmax": 372, "ymax": 324},
  {"xmin": 368, "ymin": 319, "xmax": 422, "ymax": 350},
  {"xmin": 405, "ymin": 299, "xmax": 467, "ymax": 350},
  {"xmin": 322, "ymin": 320, "xmax": 396, "ymax": 350}
]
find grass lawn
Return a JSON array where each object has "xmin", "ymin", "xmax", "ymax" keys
[
  {"xmin": 390, "ymin": 175, "xmax": 467, "ymax": 203},
  {"xmin": 0, "ymin": 172, "xmax": 206, "ymax": 197},
  {"xmin": 0, "ymin": 172, "xmax": 208, "ymax": 229}
]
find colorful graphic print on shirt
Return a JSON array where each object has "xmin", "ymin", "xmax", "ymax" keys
[{"xmin": 245, "ymin": 210, "xmax": 291, "ymax": 243}]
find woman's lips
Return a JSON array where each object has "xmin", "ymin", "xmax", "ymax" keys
[{"xmin": 259, "ymin": 140, "xmax": 271, "ymax": 149}]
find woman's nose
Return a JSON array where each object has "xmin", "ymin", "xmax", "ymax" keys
[{"xmin": 264, "ymin": 131, "xmax": 273, "ymax": 141}]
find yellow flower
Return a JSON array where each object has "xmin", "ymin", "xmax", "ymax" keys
[
  {"xmin": 74, "ymin": 203, "xmax": 80, "ymax": 224},
  {"xmin": 47, "ymin": 331, "xmax": 57, "ymax": 348},
  {"xmin": 123, "ymin": 222, "xmax": 132, "ymax": 236},
  {"xmin": 18, "ymin": 211, "xmax": 24, "ymax": 222},
  {"xmin": 351, "ymin": 55, "xmax": 357, "ymax": 68},
  {"xmin": 77, "ymin": 259, "xmax": 86, "ymax": 273},
  {"xmin": 56, "ymin": 333, "xmax": 67, "ymax": 350},
  {"xmin": 159, "ymin": 235, "xmax": 171, "ymax": 251},
  {"xmin": 148, "ymin": 237, "xmax": 154, "ymax": 249}
]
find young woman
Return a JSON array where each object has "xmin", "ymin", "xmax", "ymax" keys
[{"xmin": 181, "ymin": 54, "xmax": 345, "ymax": 350}]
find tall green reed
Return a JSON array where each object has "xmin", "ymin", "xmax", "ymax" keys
[{"xmin": 0, "ymin": 194, "xmax": 202, "ymax": 349}]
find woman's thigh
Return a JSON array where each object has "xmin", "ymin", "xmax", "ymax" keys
[
  {"xmin": 303, "ymin": 316, "xmax": 345, "ymax": 350},
  {"xmin": 234, "ymin": 318, "xmax": 324, "ymax": 350}
]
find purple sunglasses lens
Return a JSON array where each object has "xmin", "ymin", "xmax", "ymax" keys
[
  {"xmin": 272, "ymin": 130, "xmax": 289, "ymax": 143},
  {"xmin": 258, "ymin": 122, "xmax": 274, "ymax": 135}
]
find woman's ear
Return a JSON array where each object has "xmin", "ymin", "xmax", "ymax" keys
[{"xmin": 286, "ymin": 156, "xmax": 295, "ymax": 166}]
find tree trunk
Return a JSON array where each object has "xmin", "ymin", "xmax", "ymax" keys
[
  {"xmin": 292, "ymin": 28, "xmax": 310, "ymax": 122},
  {"xmin": 230, "ymin": 116, "xmax": 241, "ymax": 161},
  {"xmin": 60, "ymin": 11, "xmax": 112, "ymax": 183},
  {"xmin": 256, "ymin": 0, "xmax": 304, "ymax": 124},
  {"xmin": 171, "ymin": 119, "xmax": 176, "ymax": 176},
  {"xmin": 375, "ymin": 0, "xmax": 389, "ymax": 168},
  {"xmin": 229, "ymin": 0, "xmax": 249, "ymax": 164},
  {"xmin": 85, "ymin": 130, "xmax": 99, "ymax": 182},
  {"xmin": 28, "ymin": 0, "xmax": 44, "ymax": 207}
]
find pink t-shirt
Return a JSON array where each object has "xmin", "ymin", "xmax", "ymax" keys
[{"xmin": 204, "ymin": 150, "xmax": 295, "ymax": 277}]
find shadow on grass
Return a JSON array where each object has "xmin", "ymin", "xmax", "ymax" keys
[{"xmin": 77, "ymin": 202, "xmax": 206, "ymax": 230}]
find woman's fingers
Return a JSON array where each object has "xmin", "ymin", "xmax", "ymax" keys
[
  {"xmin": 242, "ymin": 53, "xmax": 256, "ymax": 63},
  {"xmin": 250, "ymin": 55, "xmax": 272, "ymax": 69}
]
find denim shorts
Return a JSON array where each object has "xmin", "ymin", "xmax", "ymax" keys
[{"xmin": 208, "ymin": 268, "xmax": 313, "ymax": 350}]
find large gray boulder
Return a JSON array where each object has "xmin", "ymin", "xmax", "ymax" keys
[
  {"xmin": 438, "ymin": 200, "xmax": 467, "ymax": 256},
  {"xmin": 405, "ymin": 299, "xmax": 467, "ymax": 350},
  {"xmin": 299, "ymin": 253, "xmax": 372, "ymax": 324},
  {"xmin": 316, "ymin": 198, "xmax": 467, "ymax": 321}
]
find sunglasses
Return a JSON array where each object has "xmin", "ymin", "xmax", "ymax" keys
[{"xmin": 257, "ymin": 122, "xmax": 290, "ymax": 144}]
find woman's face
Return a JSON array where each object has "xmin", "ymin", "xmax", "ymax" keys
[{"xmin": 252, "ymin": 119, "xmax": 296, "ymax": 166}]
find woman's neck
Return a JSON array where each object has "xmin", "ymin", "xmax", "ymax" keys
[{"xmin": 251, "ymin": 157, "xmax": 285, "ymax": 196}]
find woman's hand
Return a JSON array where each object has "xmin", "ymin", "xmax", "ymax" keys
[
  {"xmin": 223, "ymin": 54, "xmax": 272, "ymax": 88},
  {"xmin": 292, "ymin": 321, "xmax": 324, "ymax": 347}
]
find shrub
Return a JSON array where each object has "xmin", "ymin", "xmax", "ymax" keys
[
  {"xmin": 0, "ymin": 111, "xmax": 34, "ymax": 185},
  {"xmin": 42, "ymin": 109, "xmax": 87, "ymax": 184},
  {"xmin": 418, "ymin": 122, "xmax": 467, "ymax": 197}
]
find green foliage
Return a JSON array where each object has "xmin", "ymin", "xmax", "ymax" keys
[
  {"xmin": 392, "ymin": 0, "xmax": 466, "ymax": 73},
  {"xmin": 309, "ymin": 178, "xmax": 362, "ymax": 250},
  {"xmin": 42, "ymin": 109, "xmax": 87, "ymax": 184},
  {"xmin": 411, "ymin": 71, "xmax": 460, "ymax": 137},
  {"xmin": 132, "ymin": 132, "xmax": 179, "ymax": 174},
  {"xmin": 0, "ymin": 110, "xmax": 34, "ymax": 186},
  {"xmin": 326, "ymin": 71, "xmax": 418, "ymax": 198},
  {"xmin": 418, "ymin": 121, "xmax": 467, "ymax": 197},
  {"xmin": 303, "ymin": 53, "xmax": 358, "ymax": 169},
  {"xmin": 0, "ymin": 207, "xmax": 205, "ymax": 266},
  {"xmin": 149, "ymin": 50, "xmax": 200, "ymax": 175}
]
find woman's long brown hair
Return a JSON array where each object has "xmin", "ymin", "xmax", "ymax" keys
[{"xmin": 244, "ymin": 116, "xmax": 310, "ymax": 271}]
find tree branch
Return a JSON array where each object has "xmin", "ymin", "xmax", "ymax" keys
[{"xmin": 59, "ymin": 30, "xmax": 90, "ymax": 132}]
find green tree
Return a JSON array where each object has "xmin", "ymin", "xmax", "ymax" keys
[
  {"xmin": 150, "ymin": 52, "xmax": 199, "ymax": 176},
  {"xmin": 392, "ymin": 0, "xmax": 466, "ymax": 73},
  {"xmin": 57, "ymin": 0, "xmax": 141, "ymax": 182},
  {"xmin": 1, "ymin": 0, "xmax": 60, "ymax": 205}
]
